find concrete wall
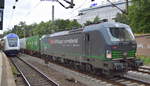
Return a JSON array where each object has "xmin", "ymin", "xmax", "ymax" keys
[
  {"xmin": 136, "ymin": 35, "xmax": 150, "ymax": 57},
  {"xmin": 0, "ymin": 52, "xmax": 16, "ymax": 86}
]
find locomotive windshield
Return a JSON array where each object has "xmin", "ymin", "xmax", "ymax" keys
[
  {"xmin": 108, "ymin": 27, "xmax": 135, "ymax": 41},
  {"xmin": 8, "ymin": 38, "xmax": 18, "ymax": 47}
]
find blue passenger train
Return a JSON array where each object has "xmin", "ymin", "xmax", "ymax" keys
[{"xmin": 1, "ymin": 33, "xmax": 20, "ymax": 56}]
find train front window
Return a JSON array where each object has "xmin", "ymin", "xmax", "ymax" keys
[
  {"xmin": 108, "ymin": 27, "xmax": 135, "ymax": 41},
  {"xmin": 8, "ymin": 38, "xmax": 18, "ymax": 47}
]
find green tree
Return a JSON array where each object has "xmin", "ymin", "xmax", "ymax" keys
[
  {"xmin": 115, "ymin": 13, "xmax": 129, "ymax": 25},
  {"xmin": 67, "ymin": 19, "xmax": 81, "ymax": 30},
  {"xmin": 93, "ymin": 16, "xmax": 100, "ymax": 24},
  {"xmin": 3, "ymin": 19, "xmax": 81, "ymax": 38},
  {"xmin": 84, "ymin": 20, "xmax": 93, "ymax": 26},
  {"xmin": 128, "ymin": 0, "xmax": 150, "ymax": 33},
  {"xmin": 84, "ymin": 16, "xmax": 101, "ymax": 26}
]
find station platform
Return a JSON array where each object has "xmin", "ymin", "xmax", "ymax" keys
[{"xmin": 0, "ymin": 51, "xmax": 16, "ymax": 86}]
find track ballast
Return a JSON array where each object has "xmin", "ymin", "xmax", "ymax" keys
[{"xmin": 11, "ymin": 57, "xmax": 59, "ymax": 86}]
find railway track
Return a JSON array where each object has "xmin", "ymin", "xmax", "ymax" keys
[
  {"xmin": 123, "ymin": 70, "xmax": 150, "ymax": 85},
  {"xmin": 113, "ymin": 66, "xmax": 150, "ymax": 85},
  {"xmin": 87, "ymin": 71, "xmax": 150, "ymax": 86},
  {"xmin": 140, "ymin": 66, "xmax": 150, "ymax": 70},
  {"xmin": 138, "ymin": 66, "xmax": 150, "ymax": 74},
  {"xmin": 20, "ymin": 54, "xmax": 150, "ymax": 86},
  {"xmin": 82, "ymin": 66, "xmax": 150, "ymax": 86},
  {"xmin": 109, "ymin": 77, "xmax": 147, "ymax": 86},
  {"xmin": 46, "ymin": 59, "xmax": 150, "ymax": 86},
  {"xmin": 11, "ymin": 57, "xmax": 59, "ymax": 86},
  {"xmin": 46, "ymin": 61, "xmax": 150, "ymax": 86}
]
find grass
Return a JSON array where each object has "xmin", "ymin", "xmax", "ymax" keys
[
  {"xmin": 11, "ymin": 64, "xmax": 19, "ymax": 75},
  {"xmin": 137, "ymin": 55, "xmax": 150, "ymax": 65}
]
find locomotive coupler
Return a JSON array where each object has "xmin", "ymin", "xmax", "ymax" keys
[
  {"xmin": 113, "ymin": 62, "xmax": 125, "ymax": 71},
  {"xmin": 126, "ymin": 58, "xmax": 143, "ymax": 70}
]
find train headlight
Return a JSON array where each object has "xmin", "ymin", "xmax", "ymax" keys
[{"xmin": 106, "ymin": 50, "xmax": 112, "ymax": 59}]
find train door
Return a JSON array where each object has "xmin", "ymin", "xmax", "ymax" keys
[{"xmin": 84, "ymin": 33, "xmax": 91, "ymax": 58}]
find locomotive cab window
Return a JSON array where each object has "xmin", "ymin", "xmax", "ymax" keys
[{"xmin": 108, "ymin": 27, "xmax": 135, "ymax": 41}]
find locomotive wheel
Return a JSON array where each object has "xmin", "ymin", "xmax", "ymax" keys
[
  {"xmin": 85, "ymin": 64, "xmax": 92, "ymax": 73},
  {"xmin": 73, "ymin": 64, "xmax": 79, "ymax": 70}
]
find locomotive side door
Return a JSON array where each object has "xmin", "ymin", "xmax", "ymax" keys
[{"xmin": 84, "ymin": 33, "xmax": 91, "ymax": 58}]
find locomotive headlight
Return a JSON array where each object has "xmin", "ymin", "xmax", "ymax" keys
[{"xmin": 106, "ymin": 50, "xmax": 112, "ymax": 59}]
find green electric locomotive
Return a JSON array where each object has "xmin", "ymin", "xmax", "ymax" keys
[{"xmin": 21, "ymin": 22, "xmax": 143, "ymax": 76}]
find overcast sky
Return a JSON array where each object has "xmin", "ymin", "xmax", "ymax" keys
[{"xmin": 1, "ymin": 0, "xmax": 119, "ymax": 34}]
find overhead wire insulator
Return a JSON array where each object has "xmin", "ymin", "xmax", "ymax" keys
[
  {"xmin": 107, "ymin": 0, "xmax": 126, "ymax": 14},
  {"xmin": 57, "ymin": 0, "xmax": 75, "ymax": 9},
  {"xmin": 13, "ymin": 6, "xmax": 16, "ymax": 9}
]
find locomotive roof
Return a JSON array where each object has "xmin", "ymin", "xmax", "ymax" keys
[
  {"xmin": 83, "ymin": 22, "xmax": 129, "ymax": 32},
  {"xmin": 50, "ymin": 31, "xmax": 69, "ymax": 37},
  {"xmin": 4, "ymin": 33, "xmax": 19, "ymax": 39},
  {"xmin": 43, "ymin": 22, "xmax": 129, "ymax": 38}
]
